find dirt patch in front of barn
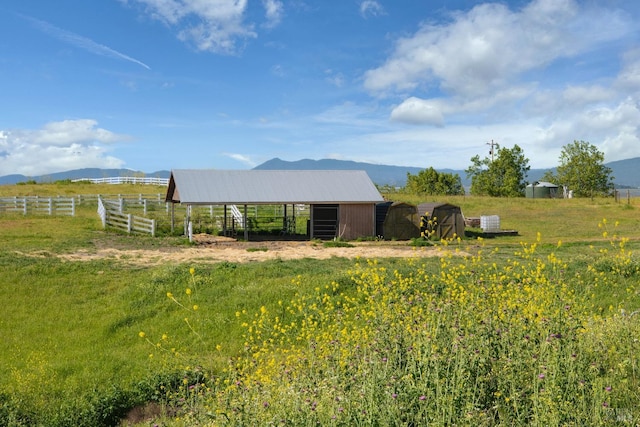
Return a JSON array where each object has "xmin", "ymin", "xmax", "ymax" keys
[{"xmin": 46, "ymin": 234, "xmax": 461, "ymax": 266}]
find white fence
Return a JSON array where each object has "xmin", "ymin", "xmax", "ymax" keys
[
  {"xmin": 72, "ymin": 176, "xmax": 169, "ymax": 186},
  {"xmin": 0, "ymin": 196, "xmax": 75, "ymax": 216},
  {"xmin": 98, "ymin": 197, "xmax": 155, "ymax": 236},
  {"xmin": 73, "ymin": 193, "xmax": 165, "ymax": 208},
  {"xmin": 229, "ymin": 204, "xmax": 246, "ymax": 227}
]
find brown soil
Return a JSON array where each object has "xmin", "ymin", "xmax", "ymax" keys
[{"xmin": 50, "ymin": 234, "xmax": 456, "ymax": 266}]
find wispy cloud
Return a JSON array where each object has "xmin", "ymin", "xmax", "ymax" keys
[
  {"xmin": 23, "ymin": 15, "xmax": 151, "ymax": 70},
  {"xmin": 262, "ymin": 0, "xmax": 284, "ymax": 29},
  {"xmin": 224, "ymin": 153, "xmax": 257, "ymax": 167},
  {"xmin": 360, "ymin": 1, "xmax": 385, "ymax": 18}
]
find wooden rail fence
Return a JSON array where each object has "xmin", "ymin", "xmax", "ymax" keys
[
  {"xmin": 0, "ymin": 196, "xmax": 75, "ymax": 216},
  {"xmin": 98, "ymin": 197, "xmax": 156, "ymax": 236}
]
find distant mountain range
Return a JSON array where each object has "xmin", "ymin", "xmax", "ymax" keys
[
  {"xmin": 253, "ymin": 158, "xmax": 429, "ymax": 187},
  {"xmin": 254, "ymin": 157, "xmax": 640, "ymax": 188},
  {"xmin": 254, "ymin": 158, "xmax": 544, "ymax": 188},
  {"xmin": 1, "ymin": 157, "xmax": 638, "ymax": 188}
]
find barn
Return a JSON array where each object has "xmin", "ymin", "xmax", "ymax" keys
[{"xmin": 165, "ymin": 169, "xmax": 384, "ymax": 241}]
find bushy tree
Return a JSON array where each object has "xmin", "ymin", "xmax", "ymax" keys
[
  {"xmin": 404, "ymin": 167, "xmax": 465, "ymax": 196},
  {"xmin": 545, "ymin": 140, "xmax": 614, "ymax": 198},
  {"xmin": 466, "ymin": 144, "xmax": 530, "ymax": 197}
]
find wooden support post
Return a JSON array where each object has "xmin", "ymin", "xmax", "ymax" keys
[
  {"xmin": 223, "ymin": 205, "xmax": 228, "ymax": 236},
  {"xmin": 244, "ymin": 204, "xmax": 248, "ymax": 241},
  {"xmin": 170, "ymin": 202, "xmax": 175, "ymax": 233}
]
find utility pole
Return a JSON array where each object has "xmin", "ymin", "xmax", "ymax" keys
[{"xmin": 486, "ymin": 140, "xmax": 498, "ymax": 162}]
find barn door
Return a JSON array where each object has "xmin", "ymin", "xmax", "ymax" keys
[
  {"xmin": 311, "ymin": 204, "xmax": 338, "ymax": 240},
  {"xmin": 438, "ymin": 210, "xmax": 455, "ymax": 239}
]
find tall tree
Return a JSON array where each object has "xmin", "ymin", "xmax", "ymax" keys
[
  {"xmin": 404, "ymin": 167, "xmax": 465, "ymax": 196},
  {"xmin": 546, "ymin": 140, "xmax": 614, "ymax": 198},
  {"xmin": 466, "ymin": 144, "xmax": 530, "ymax": 197}
]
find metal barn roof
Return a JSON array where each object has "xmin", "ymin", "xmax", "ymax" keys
[{"xmin": 166, "ymin": 169, "xmax": 384, "ymax": 204}]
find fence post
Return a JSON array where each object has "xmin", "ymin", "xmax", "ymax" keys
[
  {"xmin": 48, "ymin": 197, "xmax": 53, "ymax": 215},
  {"xmin": 151, "ymin": 219, "xmax": 156, "ymax": 237},
  {"xmin": 23, "ymin": 197, "xmax": 27, "ymax": 215},
  {"xmin": 71, "ymin": 198, "xmax": 75, "ymax": 217},
  {"xmin": 97, "ymin": 197, "xmax": 107, "ymax": 228}
]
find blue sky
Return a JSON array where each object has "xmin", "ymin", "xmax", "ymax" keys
[{"xmin": 1, "ymin": 0, "xmax": 640, "ymax": 177}]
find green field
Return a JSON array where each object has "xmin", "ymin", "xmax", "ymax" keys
[{"xmin": 1, "ymin": 183, "xmax": 639, "ymax": 426}]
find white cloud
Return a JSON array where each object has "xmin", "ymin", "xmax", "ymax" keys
[
  {"xmin": 390, "ymin": 97, "xmax": 444, "ymax": 126},
  {"xmin": 352, "ymin": 0, "xmax": 640, "ymax": 168},
  {"xmin": 360, "ymin": 1, "xmax": 385, "ymax": 18},
  {"xmin": 363, "ymin": 0, "xmax": 631, "ymax": 97},
  {"xmin": 530, "ymin": 97, "xmax": 640, "ymax": 163},
  {"xmin": 262, "ymin": 0, "xmax": 284, "ymax": 28},
  {"xmin": 601, "ymin": 132, "xmax": 640, "ymax": 163},
  {"xmin": 0, "ymin": 120, "xmax": 130, "ymax": 176},
  {"xmin": 30, "ymin": 120, "xmax": 127, "ymax": 146},
  {"xmin": 122, "ymin": 0, "xmax": 285, "ymax": 54}
]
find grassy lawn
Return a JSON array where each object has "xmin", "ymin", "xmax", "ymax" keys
[{"xmin": 0, "ymin": 183, "xmax": 639, "ymax": 425}]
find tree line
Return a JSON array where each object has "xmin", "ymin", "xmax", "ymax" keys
[{"xmin": 403, "ymin": 140, "xmax": 614, "ymax": 198}]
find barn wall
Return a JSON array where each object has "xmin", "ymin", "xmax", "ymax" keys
[{"xmin": 338, "ymin": 204, "xmax": 375, "ymax": 240}]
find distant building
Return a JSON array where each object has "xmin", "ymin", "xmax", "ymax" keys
[{"xmin": 525, "ymin": 181, "xmax": 560, "ymax": 198}]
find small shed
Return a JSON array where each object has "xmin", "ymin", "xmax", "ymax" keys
[
  {"xmin": 165, "ymin": 169, "xmax": 384, "ymax": 241},
  {"xmin": 417, "ymin": 202, "xmax": 465, "ymax": 240},
  {"xmin": 526, "ymin": 181, "xmax": 560, "ymax": 198},
  {"xmin": 379, "ymin": 202, "xmax": 421, "ymax": 240}
]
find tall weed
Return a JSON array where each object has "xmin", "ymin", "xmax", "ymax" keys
[{"xmin": 155, "ymin": 227, "xmax": 640, "ymax": 426}]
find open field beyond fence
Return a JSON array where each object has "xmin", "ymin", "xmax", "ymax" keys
[{"xmin": 0, "ymin": 182, "xmax": 639, "ymax": 426}]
